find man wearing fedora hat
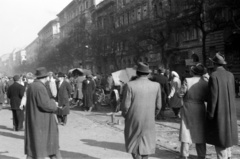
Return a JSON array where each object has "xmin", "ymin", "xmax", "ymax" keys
[
  {"xmin": 207, "ymin": 52, "xmax": 238, "ymax": 159},
  {"xmin": 177, "ymin": 63, "xmax": 208, "ymax": 159},
  {"xmin": 24, "ymin": 67, "xmax": 62, "ymax": 159},
  {"xmin": 121, "ymin": 62, "xmax": 162, "ymax": 159}
]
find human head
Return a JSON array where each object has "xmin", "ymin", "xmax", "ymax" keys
[
  {"xmin": 58, "ymin": 72, "xmax": 65, "ymax": 82},
  {"xmin": 190, "ymin": 63, "xmax": 206, "ymax": 76},
  {"xmin": 171, "ymin": 71, "xmax": 179, "ymax": 79},
  {"xmin": 35, "ymin": 67, "xmax": 49, "ymax": 84},
  {"xmin": 13, "ymin": 75, "xmax": 20, "ymax": 82},
  {"xmin": 209, "ymin": 52, "xmax": 227, "ymax": 67},
  {"xmin": 136, "ymin": 62, "xmax": 150, "ymax": 77},
  {"xmin": 26, "ymin": 72, "xmax": 35, "ymax": 84}
]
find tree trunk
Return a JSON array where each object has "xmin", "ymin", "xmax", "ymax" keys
[{"xmin": 202, "ymin": 33, "xmax": 207, "ymax": 66}]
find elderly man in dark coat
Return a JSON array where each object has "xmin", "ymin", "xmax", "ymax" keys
[
  {"xmin": 24, "ymin": 67, "xmax": 61, "ymax": 159},
  {"xmin": 56, "ymin": 72, "xmax": 72, "ymax": 125},
  {"xmin": 207, "ymin": 52, "xmax": 238, "ymax": 159},
  {"xmin": 7, "ymin": 75, "xmax": 25, "ymax": 131},
  {"xmin": 121, "ymin": 62, "xmax": 162, "ymax": 159}
]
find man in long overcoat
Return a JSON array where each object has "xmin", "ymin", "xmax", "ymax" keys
[
  {"xmin": 56, "ymin": 72, "xmax": 72, "ymax": 125},
  {"xmin": 7, "ymin": 75, "xmax": 25, "ymax": 131},
  {"xmin": 82, "ymin": 74, "xmax": 96, "ymax": 112},
  {"xmin": 25, "ymin": 67, "xmax": 61, "ymax": 159},
  {"xmin": 207, "ymin": 52, "xmax": 238, "ymax": 159},
  {"xmin": 121, "ymin": 62, "xmax": 162, "ymax": 159}
]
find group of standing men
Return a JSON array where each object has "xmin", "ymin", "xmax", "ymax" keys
[{"xmin": 121, "ymin": 52, "xmax": 238, "ymax": 159}]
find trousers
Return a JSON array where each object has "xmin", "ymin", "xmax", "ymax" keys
[
  {"xmin": 181, "ymin": 142, "xmax": 206, "ymax": 158},
  {"xmin": 215, "ymin": 146, "xmax": 231, "ymax": 159},
  {"xmin": 12, "ymin": 109, "xmax": 24, "ymax": 131}
]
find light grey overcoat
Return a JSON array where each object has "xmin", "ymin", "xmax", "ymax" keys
[
  {"xmin": 121, "ymin": 77, "xmax": 162, "ymax": 155},
  {"xmin": 179, "ymin": 77, "xmax": 208, "ymax": 143}
]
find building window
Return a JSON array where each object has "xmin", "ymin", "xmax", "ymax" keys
[
  {"xmin": 131, "ymin": 9, "xmax": 135, "ymax": 23},
  {"xmin": 137, "ymin": 7, "xmax": 142, "ymax": 21},
  {"xmin": 143, "ymin": 4, "xmax": 148, "ymax": 18}
]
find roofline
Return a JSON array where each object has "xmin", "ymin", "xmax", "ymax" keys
[
  {"xmin": 38, "ymin": 18, "xmax": 59, "ymax": 35},
  {"xmin": 57, "ymin": 0, "xmax": 76, "ymax": 17}
]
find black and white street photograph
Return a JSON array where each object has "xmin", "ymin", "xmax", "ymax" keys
[{"xmin": 0, "ymin": 0, "xmax": 239, "ymax": 159}]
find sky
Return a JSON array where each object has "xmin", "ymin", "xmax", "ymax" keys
[{"xmin": 0, "ymin": 0, "xmax": 72, "ymax": 56}]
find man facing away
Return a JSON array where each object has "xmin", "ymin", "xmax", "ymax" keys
[
  {"xmin": 7, "ymin": 75, "xmax": 25, "ymax": 131},
  {"xmin": 121, "ymin": 62, "xmax": 162, "ymax": 159},
  {"xmin": 206, "ymin": 52, "xmax": 238, "ymax": 159},
  {"xmin": 151, "ymin": 67, "xmax": 170, "ymax": 120},
  {"xmin": 25, "ymin": 67, "xmax": 62, "ymax": 159}
]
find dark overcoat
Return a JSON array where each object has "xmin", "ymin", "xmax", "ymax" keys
[
  {"xmin": 206, "ymin": 67, "xmax": 238, "ymax": 148},
  {"xmin": 121, "ymin": 77, "xmax": 162, "ymax": 155},
  {"xmin": 57, "ymin": 80, "xmax": 72, "ymax": 115},
  {"xmin": 82, "ymin": 79, "xmax": 96, "ymax": 108},
  {"xmin": 151, "ymin": 74, "xmax": 170, "ymax": 107},
  {"xmin": 7, "ymin": 82, "xmax": 25, "ymax": 109},
  {"xmin": 0, "ymin": 81, "xmax": 5, "ymax": 104},
  {"xmin": 24, "ymin": 80, "xmax": 59, "ymax": 158}
]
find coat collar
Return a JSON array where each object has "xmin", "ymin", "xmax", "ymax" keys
[
  {"xmin": 34, "ymin": 79, "xmax": 46, "ymax": 87},
  {"xmin": 136, "ymin": 76, "xmax": 149, "ymax": 80},
  {"xmin": 215, "ymin": 66, "xmax": 226, "ymax": 71}
]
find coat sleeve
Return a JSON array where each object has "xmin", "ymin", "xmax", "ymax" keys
[
  {"xmin": 120, "ymin": 84, "xmax": 132, "ymax": 118},
  {"xmin": 19, "ymin": 85, "xmax": 25, "ymax": 99},
  {"xmin": 36, "ymin": 86, "xmax": 58, "ymax": 113},
  {"xmin": 66, "ymin": 82, "xmax": 72, "ymax": 98},
  {"xmin": 155, "ymin": 84, "xmax": 162, "ymax": 116},
  {"xmin": 207, "ymin": 76, "xmax": 218, "ymax": 118}
]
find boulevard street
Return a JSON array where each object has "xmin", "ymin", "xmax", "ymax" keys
[{"xmin": 0, "ymin": 98, "xmax": 239, "ymax": 159}]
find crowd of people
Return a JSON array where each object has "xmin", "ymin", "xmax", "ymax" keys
[
  {"xmin": 0, "ymin": 51, "xmax": 238, "ymax": 159},
  {"xmin": 120, "ymin": 52, "xmax": 238, "ymax": 159}
]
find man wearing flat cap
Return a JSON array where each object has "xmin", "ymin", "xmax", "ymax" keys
[
  {"xmin": 7, "ymin": 75, "xmax": 25, "ymax": 131},
  {"xmin": 24, "ymin": 67, "xmax": 62, "ymax": 159},
  {"xmin": 206, "ymin": 52, "xmax": 238, "ymax": 159},
  {"xmin": 121, "ymin": 62, "xmax": 162, "ymax": 159}
]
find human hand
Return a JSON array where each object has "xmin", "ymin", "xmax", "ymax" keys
[{"xmin": 20, "ymin": 105, "xmax": 24, "ymax": 110}]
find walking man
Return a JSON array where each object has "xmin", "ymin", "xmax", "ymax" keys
[
  {"xmin": 7, "ymin": 75, "xmax": 25, "ymax": 131},
  {"xmin": 25, "ymin": 67, "xmax": 61, "ymax": 159},
  {"xmin": 121, "ymin": 62, "xmax": 162, "ymax": 159},
  {"xmin": 151, "ymin": 68, "xmax": 169, "ymax": 120},
  {"xmin": 56, "ymin": 72, "xmax": 72, "ymax": 125},
  {"xmin": 207, "ymin": 52, "xmax": 238, "ymax": 159}
]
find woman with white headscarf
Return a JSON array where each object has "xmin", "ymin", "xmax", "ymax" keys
[{"xmin": 168, "ymin": 71, "xmax": 182, "ymax": 118}]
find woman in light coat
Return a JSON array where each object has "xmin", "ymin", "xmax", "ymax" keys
[
  {"xmin": 177, "ymin": 63, "xmax": 208, "ymax": 159},
  {"xmin": 168, "ymin": 71, "xmax": 182, "ymax": 118}
]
